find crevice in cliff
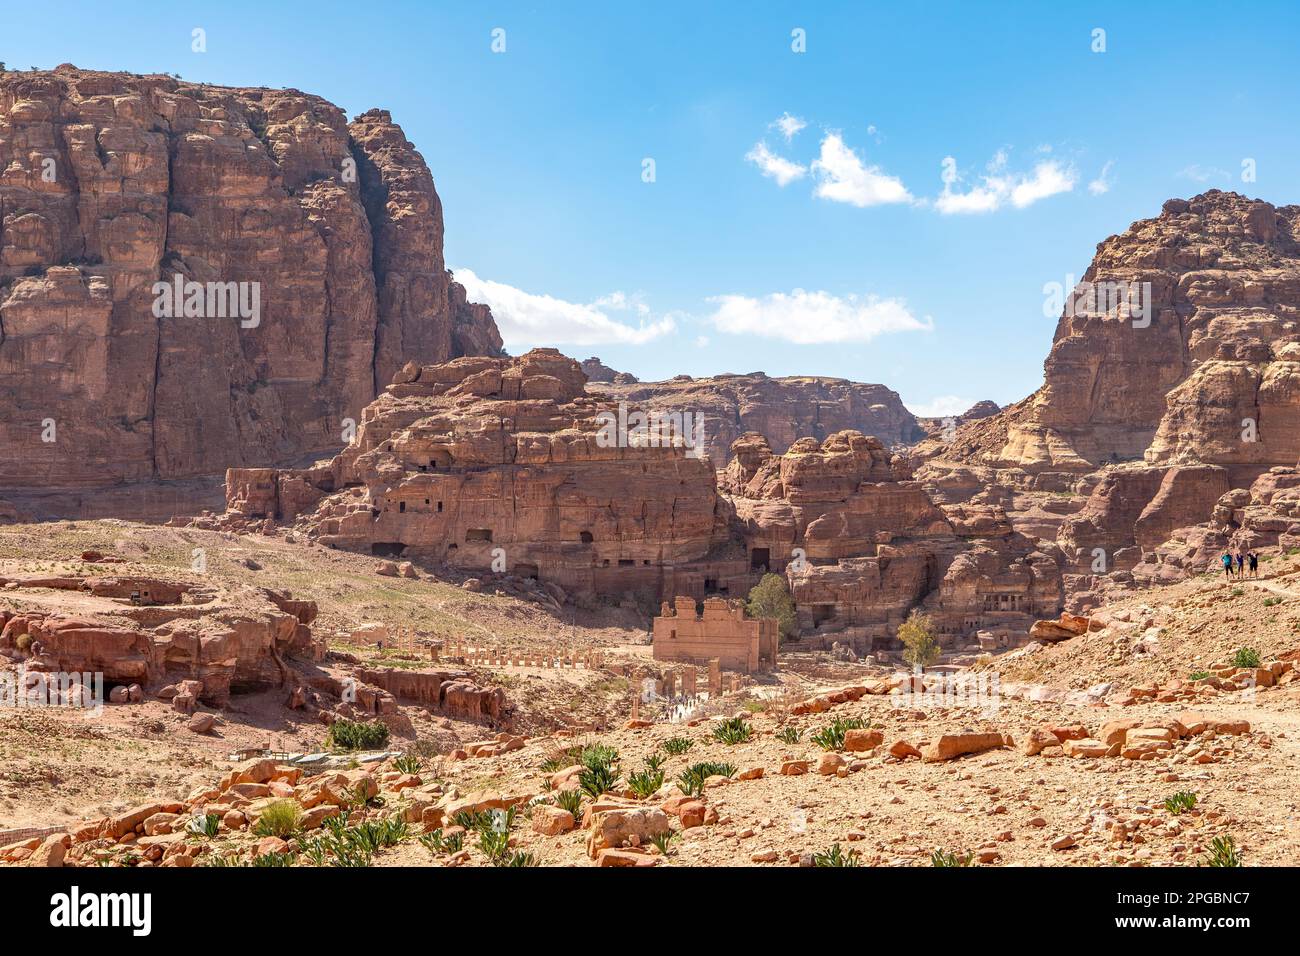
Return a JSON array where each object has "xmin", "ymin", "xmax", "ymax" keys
[{"xmin": 347, "ymin": 134, "xmax": 389, "ymax": 398}]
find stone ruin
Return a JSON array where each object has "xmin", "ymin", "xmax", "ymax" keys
[
  {"xmin": 207, "ymin": 349, "xmax": 1069, "ymax": 654},
  {"xmin": 652, "ymin": 596, "xmax": 777, "ymax": 674}
]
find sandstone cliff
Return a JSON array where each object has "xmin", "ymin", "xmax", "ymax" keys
[
  {"xmin": 0, "ymin": 66, "xmax": 501, "ymax": 517},
  {"xmin": 923, "ymin": 191, "xmax": 1300, "ymax": 486},
  {"xmin": 592, "ymin": 372, "xmax": 924, "ymax": 467}
]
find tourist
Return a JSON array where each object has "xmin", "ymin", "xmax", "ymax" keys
[
  {"xmin": 1222, "ymin": 552, "xmax": 1234, "ymax": 579},
  {"xmin": 1249, "ymin": 552, "xmax": 1259, "ymax": 578}
]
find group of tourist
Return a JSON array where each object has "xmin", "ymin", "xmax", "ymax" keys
[{"xmin": 1221, "ymin": 551, "xmax": 1260, "ymax": 580}]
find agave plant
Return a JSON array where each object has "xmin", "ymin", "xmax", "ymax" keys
[
  {"xmin": 813, "ymin": 843, "xmax": 862, "ymax": 867},
  {"xmin": 711, "ymin": 716, "xmax": 753, "ymax": 745}
]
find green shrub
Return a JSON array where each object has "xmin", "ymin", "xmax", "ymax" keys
[
  {"xmin": 1188, "ymin": 670, "xmax": 1211, "ymax": 682},
  {"xmin": 251, "ymin": 850, "xmax": 296, "ymax": 867},
  {"xmin": 813, "ymin": 843, "xmax": 861, "ymax": 867},
  {"xmin": 556, "ymin": 789, "xmax": 583, "ymax": 823},
  {"xmin": 579, "ymin": 761, "xmax": 619, "ymax": 798},
  {"xmin": 393, "ymin": 753, "xmax": 423, "ymax": 775},
  {"xmin": 501, "ymin": 850, "xmax": 539, "ymax": 867},
  {"xmin": 898, "ymin": 609, "xmax": 941, "ymax": 669},
  {"xmin": 1164, "ymin": 791, "xmax": 1197, "ymax": 815},
  {"xmin": 746, "ymin": 573, "xmax": 798, "ymax": 641},
  {"xmin": 478, "ymin": 826, "xmax": 511, "ymax": 862},
  {"xmin": 811, "ymin": 716, "xmax": 868, "ymax": 751},
  {"xmin": 253, "ymin": 800, "xmax": 303, "ymax": 838},
  {"xmin": 661, "ymin": 737, "xmax": 693, "ymax": 756},
  {"xmin": 1204, "ymin": 836, "xmax": 1242, "ymax": 867},
  {"xmin": 326, "ymin": 719, "xmax": 391, "ymax": 751},
  {"xmin": 1231, "ymin": 647, "xmax": 1261, "ymax": 669},
  {"xmin": 711, "ymin": 716, "xmax": 753, "ymax": 745},
  {"xmin": 627, "ymin": 768, "xmax": 665, "ymax": 799},
  {"xmin": 931, "ymin": 849, "xmax": 973, "ymax": 867},
  {"xmin": 185, "ymin": 812, "xmax": 220, "ymax": 838},
  {"xmin": 776, "ymin": 726, "xmax": 802, "ymax": 744},
  {"xmin": 644, "ymin": 752, "xmax": 666, "ymax": 774},
  {"xmin": 676, "ymin": 761, "xmax": 736, "ymax": 797},
  {"xmin": 649, "ymin": 830, "xmax": 676, "ymax": 856}
]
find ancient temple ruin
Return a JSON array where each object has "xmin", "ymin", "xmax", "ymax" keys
[{"xmin": 652, "ymin": 596, "xmax": 778, "ymax": 673}]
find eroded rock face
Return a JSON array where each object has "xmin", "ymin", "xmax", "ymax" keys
[
  {"xmin": 0, "ymin": 66, "xmax": 500, "ymax": 517},
  {"xmin": 593, "ymin": 372, "xmax": 924, "ymax": 467},
  {"xmin": 217, "ymin": 349, "xmax": 735, "ymax": 602},
  {"xmin": 723, "ymin": 431, "xmax": 1061, "ymax": 651},
  {"xmin": 925, "ymin": 191, "xmax": 1300, "ymax": 484},
  {"xmin": 0, "ymin": 573, "xmax": 316, "ymax": 702}
]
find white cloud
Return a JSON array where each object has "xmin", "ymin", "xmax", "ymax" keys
[
  {"xmin": 811, "ymin": 132, "xmax": 913, "ymax": 207},
  {"xmin": 907, "ymin": 395, "xmax": 974, "ymax": 418},
  {"xmin": 705, "ymin": 288, "xmax": 931, "ymax": 344},
  {"xmin": 770, "ymin": 112, "xmax": 806, "ymax": 141},
  {"xmin": 936, "ymin": 153, "xmax": 1075, "ymax": 214},
  {"xmin": 745, "ymin": 141, "xmax": 807, "ymax": 187},
  {"xmin": 1088, "ymin": 160, "xmax": 1115, "ymax": 195},
  {"xmin": 1011, "ymin": 160, "xmax": 1076, "ymax": 207},
  {"xmin": 453, "ymin": 268, "xmax": 675, "ymax": 348}
]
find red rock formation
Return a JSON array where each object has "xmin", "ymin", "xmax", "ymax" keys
[
  {"xmin": 0, "ymin": 573, "xmax": 316, "ymax": 702},
  {"xmin": 0, "ymin": 66, "xmax": 500, "ymax": 518},
  {"xmin": 593, "ymin": 372, "xmax": 923, "ymax": 467},
  {"xmin": 926, "ymin": 192, "xmax": 1300, "ymax": 485}
]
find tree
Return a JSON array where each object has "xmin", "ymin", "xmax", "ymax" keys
[
  {"xmin": 898, "ymin": 609, "xmax": 941, "ymax": 669},
  {"xmin": 746, "ymin": 573, "xmax": 798, "ymax": 641}
]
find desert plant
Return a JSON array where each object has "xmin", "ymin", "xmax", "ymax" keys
[
  {"xmin": 1204, "ymin": 836, "xmax": 1243, "ymax": 867},
  {"xmin": 297, "ymin": 837, "xmax": 329, "ymax": 867},
  {"xmin": 419, "ymin": 830, "xmax": 446, "ymax": 855},
  {"xmin": 627, "ymin": 768, "xmax": 665, "ymax": 799},
  {"xmin": 1164, "ymin": 791, "xmax": 1198, "ymax": 815},
  {"xmin": 648, "ymin": 830, "xmax": 677, "ymax": 856},
  {"xmin": 478, "ymin": 826, "xmax": 511, "ymax": 862},
  {"xmin": 898, "ymin": 609, "xmax": 941, "ymax": 669},
  {"xmin": 931, "ymin": 849, "xmax": 974, "ymax": 867},
  {"xmin": 813, "ymin": 843, "xmax": 862, "ymax": 867},
  {"xmin": 579, "ymin": 761, "xmax": 619, "ymax": 798},
  {"xmin": 644, "ymin": 752, "xmax": 666, "ymax": 774},
  {"xmin": 676, "ymin": 761, "xmax": 736, "ymax": 797},
  {"xmin": 555, "ymin": 788, "xmax": 583, "ymax": 823},
  {"xmin": 185, "ymin": 812, "xmax": 221, "ymax": 838},
  {"xmin": 661, "ymin": 736, "xmax": 693, "ymax": 756},
  {"xmin": 811, "ymin": 716, "xmax": 868, "ymax": 752},
  {"xmin": 1231, "ymin": 647, "xmax": 1262, "ymax": 669},
  {"xmin": 776, "ymin": 725, "xmax": 802, "ymax": 744},
  {"xmin": 326, "ymin": 718, "xmax": 391, "ymax": 751},
  {"xmin": 501, "ymin": 850, "xmax": 539, "ymax": 867},
  {"xmin": 251, "ymin": 850, "xmax": 296, "ymax": 867},
  {"xmin": 712, "ymin": 716, "xmax": 753, "ymax": 745},
  {"xmin": 746, "ymin": 572, "xmax": 798, "ymax": 641},
  {"xmin": 253, "ymin": 800, "xmax": 304, "ymax": 838},
  {"xmin": 1263, "ymin": 596, "xmax": 1283, "ymax": 607},
  {"xmin": 1188, "ymin": 669, "xmax": 1211, "ymax": 681},
  {"xmin": 393, "ymin": 753, "xmax": 423, "ymax": 775},
  {"xmin": 14, "ymin": 633, "xmax": 32, "ymax": 654}
]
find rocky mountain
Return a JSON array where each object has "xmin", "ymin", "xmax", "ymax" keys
[
  {"xmin": 591, "ymin": 372, "xmax": 925, "ymax": 467},
  {"xmin": 0, "ymin": 66, "xmax": 501, "ymax": 518},
  {"xmin": 927, "ymin": 191, "xmax": 1300, "ymax": 487}
]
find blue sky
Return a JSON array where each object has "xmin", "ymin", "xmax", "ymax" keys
[{"xmin": 7, "ymin": 1, "xmax": 1300, "ymax": 414}]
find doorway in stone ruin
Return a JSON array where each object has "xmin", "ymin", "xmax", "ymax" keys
[
  {"xmin": 515, "ymin": 562, "xmax": 539, "ymax": 580},
  {"xmin": 812, "ymin": 604, "xmax": 835, "ymax": 627},
  {"xmin": 751, "ymin": 547, "xmax": 770, "ymax": 571},
  {"xmin": 371, "ymin": 542, "xmax": 406, "ymax": 557},
  {"xmin": 580, "ymin": 530, "xmax": 594, "ymax": 544}
]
